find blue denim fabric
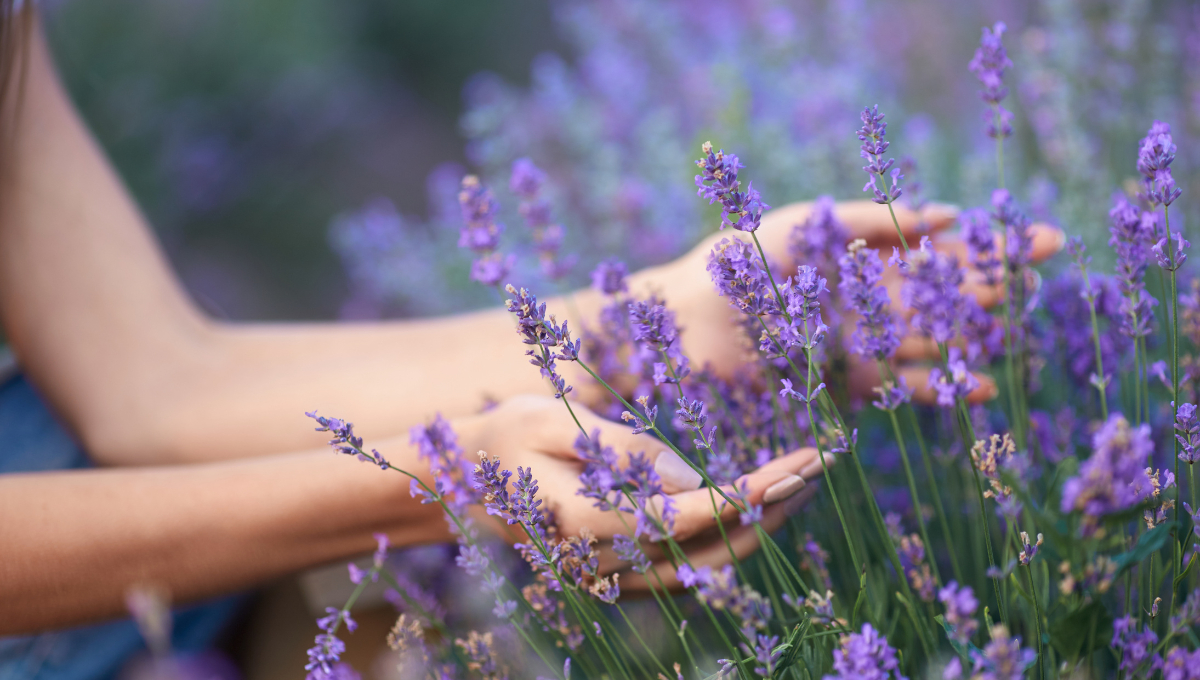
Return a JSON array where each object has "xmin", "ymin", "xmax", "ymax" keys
[{"xmin": 0, "ymin": 375, "xmax": 244, "ymax": 680}]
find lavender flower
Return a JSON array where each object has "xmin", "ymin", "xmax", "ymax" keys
[
  {"xmin": 858, "ymin": 105, "xmax": 903, "ymax": 204},
  {"xmin": 471, "ymin": 252, "xmax": 516, "ymax": 288},
  {"xmin": 971, "ymin": 433, "xmax": 1022, "ymax": 519},
  {"xmin": 961, "ymin": 208, "xmax": 1001, "ymax": 286},
  {"xmin": 458, "ymin": 175, "xmax": 512, "ymax": 287},
  {"xmin": 458, "ymin": 175, "xmax": 503, "ymax": 253},
  {"xmin": 306, "ymin": 608, "xmax": 356, "ymax": 680},
  {"xmin": 629, "ymin": 297, "xmax": 680, "ymax": 356},
  {"xmin": 511, "ymin": 466, "xmax": 545, "ymax": 526},
  {"xmin": 455, "ymin": 631, "xmax": 508, "ymax": 680},
  {"xmin": 1171, "ymin": 586, "xmax": 1200, "ymax": 634},
  {"xmin": 902, "ymin": 239, "xmax": 965, "ymax": 344},
  {"xmin": 591, "ymin": 258, "xmax": 628, "ymax": 295},
  {"xmin": 823, "ymin": 624, "xmax": 907, "ymax": 680},
  {"xmin": 938, "ymin": 581, "xmax": 979, "ymax": 646},
  {"xmin": 510, "ymin": 158, "xmax": 576, "ymax": 280},
  {"xmin": 612, "ymin": 534, "xmax": 651, "ymax": 573},
  {"xmin": 1138, "ymin": 121, "xmax": 1183, "ymax": 208},
  {"xmin": 929, "ymin": 348, "xmax": 980, "ymax": 407},
  {"xmin": 1161, "ymin": 647, "xmax": 1200, "ymax": 680},
  {"xmin": 475, "ymin": 452, "xmax": 515, "ymax": 522},
  {"xmin": 1112, "ymin": 616, "xmax": 1160, "ymax": 675},
  {"xmin": 1109, "ymin": 197, "xmax": 1158, "ymax": 340},
  {"xmin": 872, "ymin": 378, "xmax": 913, "ymax": 412},
  {"xmin": 1061, "ymin": 414, "xmax": 1157, "ymax": 534},
  {"xmin": 991, "ymin": 190, "xmax": 1032, "ymax": 272},
  {"xmin": 505, "ymin": 285, "xmax": 579, "ymax": 398},
  {"xmin": 968, "ymin": 625, "xmax": 1036, "ymax": 680},
  {"xmin": 707, "ymin": 237, "xmax": 778, "ymax": 317},
  {"xmin": 574, "ymin": 430, "xmax": 622, "ymax": 511},
  {"xmin": 778, "ymin": 265, "xmax": 830, "ymax": 351},
  {"xmin": 1017, "ymin": 531, "xmax": 1043, "ymax": 565},
  {"xmin": 839, "ymin": 239, "xmax": 901, "ymax": 360},
  {"xmin": 1153, "ymin": 231, "xmax": 1190, "ymax": 273},
  {"xmin": 1176, "ymin": 402, "xmax": 1200, "ymax": 464},
  {"xmin": 678, "ymin": 563, "xmax": 774, "ymax": 649},
  {"xmin": 790, "ymin": 196, "xmax": 847, "ymax": 270},
  {"xmin": 969, "ymin": 22, "xmax": 1014, "ymax": 139},
  {"xmin": 891, "ymin": 521, "xmax": 935, "ymax": 601},
  {"xmin": 695, "ymin": 141, "xmax": 769, "ymax": 232},
  {"xmin": 410, "ymin": 414, "xmax": 474, "ymax": 514}
]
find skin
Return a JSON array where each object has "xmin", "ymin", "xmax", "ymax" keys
[{"xmin": 0, "ymin": 14, "xmax": 1063, "ymax": 634}]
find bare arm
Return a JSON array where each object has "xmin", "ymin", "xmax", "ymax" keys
[
  {"xmin": 0, "ymin": 16, "xmax": 608, "ymax": 466},
  {"xmin": 0, "ymin": 436, "xmax": 446, "ymax": 634}
]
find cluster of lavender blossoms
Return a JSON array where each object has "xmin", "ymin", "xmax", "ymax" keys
[
  {"xmin": 968, "ymin": 22, "xmax": 1014, "ymax": 139},
  {"xmin": 300, "ymin": 15, "xmax": 1200, "ymax": 680}
]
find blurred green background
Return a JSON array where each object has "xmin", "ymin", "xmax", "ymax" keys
[{"xmin": 44, "ymin": 0, "xmax": 563, "ymax": 320}]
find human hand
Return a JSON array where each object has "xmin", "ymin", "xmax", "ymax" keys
[
  {"xmin": 453, "ymin": 395, "xmax": 831, "ymax": 592},
  {"xmin": 641, "ymin": 199, "xmax": 1065, "ymax": 404}
]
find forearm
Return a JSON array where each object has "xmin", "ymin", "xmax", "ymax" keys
[
  {"xmin": 0, "ymin": 440, "xmax": 448, "ymax": 634},
  {"xmin": 0, "ymin": 16, "xmax": 633, "ymax": 466}
]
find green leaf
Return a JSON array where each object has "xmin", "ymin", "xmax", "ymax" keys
[
  {"xmin": 773, "ymin": 619, "xmax": 811, "ymax": 676},
  {"xmin": 1176, "ymin": 553, "xmax": 1198, "ymax": 588},
  {"xmin": 1048, "ymin": 601, "xmax": 1112, "ymax": 664},
  {"xmin": 1112, "ymin": 523, "xmax": 1172, "ymax": 576},
  {"xmin": 933, "ymin": 614, "xmax": 982, "ymax": 661}
]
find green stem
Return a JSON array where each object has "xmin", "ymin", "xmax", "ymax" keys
[
  {"xmin": 879, "ymin": 362, "xmax": 940, "ymax": 587},
  {"xmin": 1026, "ymin": 564, "xmax": 1046, "ymax": 680},
  {"xmin": 1078, "ymin": 260, "xmax": 1111, "ymax": 420},
  {"xmin": 883, "ymin": 195, "xmax": 910, "ymax": 256},
  {"xmin": 905, "ymin": 403, "xmax": 964, "ymax": 583},
  {"xmin": 941, "ymin": 344, "xmax": 1007, "ymax": 627}
]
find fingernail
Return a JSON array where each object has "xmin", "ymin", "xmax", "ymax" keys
[
  {"xmin": 655, "ymin": 451, "xmax": 702, "ymax": 491},
  {"xmin": 800, "ymin": 453, "xmax": 836, "ymax": 479},
  {"xmin": 763, "ymin": 475, "xmax": 806, "ymax": 504}
]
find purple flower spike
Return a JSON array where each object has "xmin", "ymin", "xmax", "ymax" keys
[
  {"xmin": 839, "ymin": 239, "xmax": 901, "ymax": 360},
  {"xmin": 1113, "ymin": 616, "xmax": 1161, "ymax": 675},
  {"xmin": 707, "ymin": 238, "xmax": 779, "ymax": 317},
  {"xmin": 1176, "ymin": 402, "xmax": 1200, "ymax": 464},
  {"xmin": 591, "ymin": 258, "xmax": 629, "ymax": 295},
  {"xmin": 991, "ymin": 190, "xmax": 1032, "ymax": 271},
  {"xmin": 1108, "ymin": 197, "xmax": 1158, "ymax": 340},
  {"xmin": 961, "ymin": 208, "xmax": 1001, "ymax": 286},
  {"xmin": 1153, "ymin": 231, "xmax": 1189, "ymax": 272},
  {"xmin": 695, "ymin": 141, "xmax": 769, "ymax": 232},
  {"xmin": 458, "ymin": 175, "xmax": 503, "ymax": 253},
  {"xmin": 928, "ymin": 348, "xmax": 979, "ymax": 407},
  {"xmin": 612, "ymin": 534, "xmax": 651, "ymax": 574},
  {"xmin": 509, "ymin": 157, "xmax": 546, "ymax": 199},
  {"xmin": 902, "ymin": 240, "xmax": 965, "ymax": 344},
  {"xmin": 968, "ymin": 625, "xmax": 1036, "ymax": 680},
  {"xmin": 1138, "ymin": 121, "xmax": 1183, "ymax": 208},
  {"xmin": 858, "ymin": 105, "xmax": 903, "ymax": 205},
  {"xmin": 872, "ymin": 377, "xmax": 913, "ymax": 412},
  {"xmin": 969, "ymin": 22, "xmax": 1014, "ymax": 139},
  {"xmin": 938, "ymin": 581, "xmax": 979, "ymax": 646},
  {"xmin": 825, "ymin": 624, "xmax": 906, "ymax": 680},
  {"xmin": 1061, "ymin": 413, "xmax": 1157, "ymax": 534}
]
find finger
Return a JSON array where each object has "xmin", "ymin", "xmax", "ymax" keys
[
  {"xmin": 895, "ymin": 335, "xmax": 941, "ymax": 361},
  {"xmin": 665, "ymin": 465, "xmax": 811, "ymax": 542},
  {"xmin": 880, "ymin": 262, "xmax": 1003, "ymax": 315},
  {"xmin": 518, "ymin": 395, "xmax": 701, "ymax": 492},
  {"xmin": 933, "ymin": 222, "xmax": 1065, "ymax": 266},
  {"xmin": 897, "ymin": 365, "xmax": 998, "ymax": 405},
  {"xmin": 835, "ymin": 200, "xmax": 961, "ymax": 248},
  {"xmin": 621, "ymin": 486, "xmax": 821, "ymax": 592}
]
